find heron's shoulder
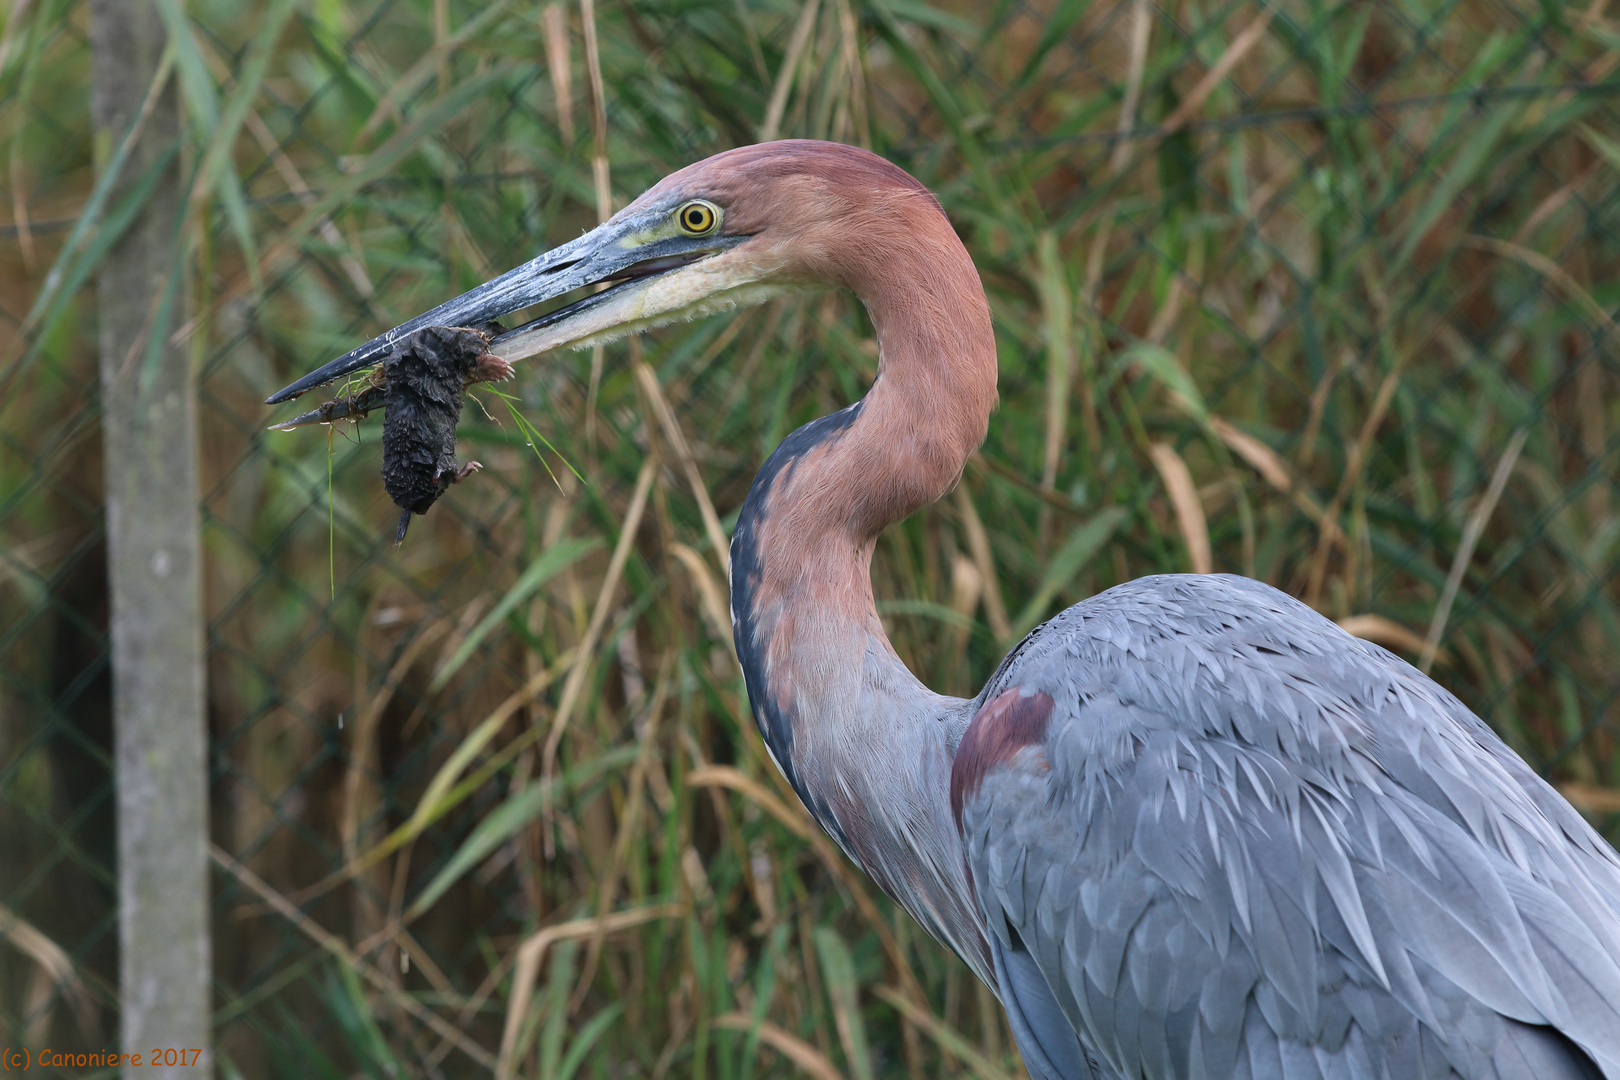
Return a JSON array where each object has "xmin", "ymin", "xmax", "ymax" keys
[
  {"xmin": 992, "ymin": 573, "xmax": 1356, "ymax": 677},
  {"xmin": 974, "ymin": 573, "xmax": 1546, "ymax": 818},
  {"xmin": 981, "ymin": 573, "xmax": 1417, "ymax": 728},
  {"xmin": 969, "ymin": 570, "xmax": 1620, "ymax": 900}
]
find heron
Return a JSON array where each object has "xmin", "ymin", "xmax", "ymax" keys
[{"xmin": 269, "ymin": 141, "xmax": 1620, "ymax": 1079}]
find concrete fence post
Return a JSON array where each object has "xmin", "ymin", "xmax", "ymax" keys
[{"xmin": 88, "ymin": 1, "xmax": 211, "ymax": 1075}]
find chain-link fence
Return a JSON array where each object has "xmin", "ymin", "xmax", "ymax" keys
[{"xmin": 3, "ymin": 0, "xmax": 1619, "ymax": 1075}]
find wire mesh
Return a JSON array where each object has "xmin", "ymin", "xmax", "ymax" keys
[{"xmin": 1, "ymin": 0, "xmax": 1617, "ymax": 1075}]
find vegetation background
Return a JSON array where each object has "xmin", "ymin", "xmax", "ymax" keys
[{"xmin": 2, "ymin": 0, "xmax": 1619, "ymax": 1076}]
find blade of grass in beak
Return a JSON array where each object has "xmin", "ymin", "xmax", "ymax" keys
[
  {"xmin": 484, "ymin": 385, "xmax": 586, "ymax": 488},
  {"xmin": 327, "ymin": 426, "xmax": 336, "ymax": 600}
]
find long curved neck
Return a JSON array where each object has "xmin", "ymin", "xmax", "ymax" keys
[{"xmin": 729, "ymin": 209, "xmax": 997, "ymax": 979}]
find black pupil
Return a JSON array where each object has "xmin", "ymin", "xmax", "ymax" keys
[{"xmin": 686, "ymin": 207, "xmax": 707, "ymax": 229}]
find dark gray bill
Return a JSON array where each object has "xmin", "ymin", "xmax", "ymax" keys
[{"xmin": 264, "ymin": 217, "xmax": 744, "ymax": 405}]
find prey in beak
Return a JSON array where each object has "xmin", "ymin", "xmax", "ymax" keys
[
  {"xmin": 378, "ymin": 325, "xmax": 509, "ymax": 546},
  {"xmin": 265, "ymin": 190, "xmax": 776, "ymax": 543},
  {"xmin": 264, "ymin": 196, "xmax": 755, "ymax": 407}
]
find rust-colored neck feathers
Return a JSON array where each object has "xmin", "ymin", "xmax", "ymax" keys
[
  {"xmin": 828, "ymin": 209, "xmax": 998, "ymax": 537},
  {"xmin": 726, "ymin": 143, "xmax": 995, "ymax": 981},
  {"xmin": 730, "ymin": 148, "xmax": 997, "ymax": 541},
  {"xmin": 727, "ymin": 148, "xmax": 997, "ymax": 681},
  {"xmin": 652, "ymin": 142, "xmax": 1000, "ymax": 532}
]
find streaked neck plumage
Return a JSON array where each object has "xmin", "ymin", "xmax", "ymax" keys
[{"xmin": 728, "ymin": 190, "xmax": 999, "ymax": 982}]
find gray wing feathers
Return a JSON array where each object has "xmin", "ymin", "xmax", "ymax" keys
[
  {"xmin": 961, "ymin": 575, "xmax": 1620, "ymax": 1080},
  {"xmin": 1494, "ymin": 1021, "xmax": 1604, "ymax": 1080},
  {"xmin": 990, "ymin": 926, "xmax": 1111, "ymax": 1079}
]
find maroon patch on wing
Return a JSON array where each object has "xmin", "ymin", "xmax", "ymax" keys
[{"xmin": 950, "ymin": 688, "xmax": 1055, "ymax": 832}]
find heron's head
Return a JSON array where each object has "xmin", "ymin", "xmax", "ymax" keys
[{"xmin": 266, "ymin": 140, "xmax": 955, "ymax": 405}]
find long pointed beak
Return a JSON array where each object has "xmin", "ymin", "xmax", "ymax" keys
[{"xmin": 264, "ymin": 213, "xmax": 746, "ymax": 405}]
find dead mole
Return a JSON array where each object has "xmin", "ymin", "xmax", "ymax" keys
[{"xmin": 380, "ymin": 324, "xmax": 513, "ymax": 545}]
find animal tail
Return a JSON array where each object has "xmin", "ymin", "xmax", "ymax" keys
[{"xmin": 394, "ymin": 508, "xmax": 413, "ymax": 548}]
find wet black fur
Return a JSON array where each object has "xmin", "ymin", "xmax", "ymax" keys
[{"xmin": 381, "ymin": 325, "xmax": 489, "ymax": 544}]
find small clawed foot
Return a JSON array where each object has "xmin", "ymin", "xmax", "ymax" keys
[
  {"xmin": 470, "ymin": 354, "xmax": 514, "ymax": 384},
  {"xmin": 454, "ymin": 461, "xmax": 483, "ymax": 482}
]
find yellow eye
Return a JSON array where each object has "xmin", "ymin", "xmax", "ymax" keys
[{"xmin": 677, "ymin": 200, "xmax": 719, "ymax": 235}]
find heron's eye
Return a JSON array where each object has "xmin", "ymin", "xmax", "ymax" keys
[{"xmin": 677, "ymin": 200, "xmax": 719, "ymax": 236}]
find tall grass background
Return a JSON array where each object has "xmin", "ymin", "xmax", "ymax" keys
[{"xmin": 1, "ymin": 0, "xmax": 1618, "ymax": 1076}]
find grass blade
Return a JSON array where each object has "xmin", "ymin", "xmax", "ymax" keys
[
  {"xmin": 1011, "ymin": 507, "xmax": 1130, "ymax": 640},
  {"xmin": 812, "ymin": 928, "xmax": 874, "ymax": 1080},
  {"xmin": 406, "ymin": 745, "xmax": 637, "ymax": 918}
]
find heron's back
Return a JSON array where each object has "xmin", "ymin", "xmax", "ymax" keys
[{"xmin": 957, "ymin": 574, "xmax": 1620, "ymax": 1080}]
